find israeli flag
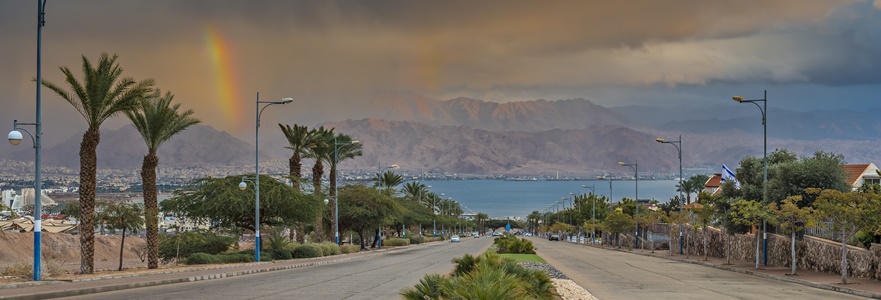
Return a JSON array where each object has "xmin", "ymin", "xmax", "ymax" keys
[{"xmin": 721, "ymin": 164, "xmax": 741, "ymax": 189}]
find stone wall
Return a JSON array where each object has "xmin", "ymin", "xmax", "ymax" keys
[{"xmin": 661, "ymin": 225, "xmax": 881, "ymax": 280}]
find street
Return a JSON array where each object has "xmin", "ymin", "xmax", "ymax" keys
[
  {"xmin": 59, "ymin": 237, "xmax": 492, "ymax": 300},
  {"xmin": 530, "ymin": 237, "xmax": 866, "ymax": 300}
]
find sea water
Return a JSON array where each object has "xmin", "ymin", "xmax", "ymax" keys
[{"xmin": 423, "ymin": 179, "xmax": 680, "ymax": 219}]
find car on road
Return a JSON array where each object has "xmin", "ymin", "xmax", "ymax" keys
[
  {"xmin": 450, "ymin": 235, "xmax": 460, "ymax": 242},
  {"xmin": 492, "ymin": 231, "xmax": 502, "ymax": 236},
  {"xmin": 549, "ymin": 234, "xmax": 560, "ymax": 241}
]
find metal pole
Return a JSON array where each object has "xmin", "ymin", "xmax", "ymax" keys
[
  {"xmin": 254, "ymin": 92, "xmax": 261, "ymax": 262},
  {"xmin": 33, "ymin": 0, "xmax": 46, "ymax": 281},
  {"xmin": 679, "ymin": 136, "xmax": 684, "ymax": 255},
  {"xmin": 635, "ymin": 161, "xmax": 639, "ymax": 249},
  {"xmin": 762, "ymin": 90, "xmax": 768, "ymax": 266}
]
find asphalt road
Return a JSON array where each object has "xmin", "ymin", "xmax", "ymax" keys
[
  {"xmin": 530, "ymin": 237, "xmax": 866, "ymax": 300},
  {"xmin": 59, "ymin": 237, "xmax": 492, "ymax": 300}
]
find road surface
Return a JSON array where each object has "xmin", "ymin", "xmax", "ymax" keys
[
  {"xmin": 60, "ymin": 237, "xmax": 492, "ymax": 300},
  {"xmin": 530, "ymin": 237, "xmax": 866, "ymax": 300}
]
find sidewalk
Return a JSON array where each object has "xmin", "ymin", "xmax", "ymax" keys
[
  {"xmin": 574, "ymin": 241, "xmax": 881, "ymax": 299},
  {"xmin": 0, "ymin": 245, "xmax": 409, "ymax": 300}
]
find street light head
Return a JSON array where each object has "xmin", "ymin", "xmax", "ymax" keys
[
  {"xmin": 351, "ymin": 140, "xmax": 360, "ymax": 145},
  {"xmin": 732, "ymin": 96, "xmax": 744, "ymax": 102},
  {"xmin": 391, "ymin": 164, "xmax": 399, "ymax": 169},
  {"xmin": 7, "ymin": 130, "xmax": 22, "ymax": 146},
  {"xmin": 324, "ymin": 199, "xmax": 329, "ymax": 205},
  {"xmin": 238, "ymin": 181, "xmax": 247, "ymax": 191},
  {"xmin": 596, "ymin": 176, "xmax": 603, "ymax": 179},
  {"xmin": 618, "ymin": 162, "xmax": 625, "ymax": 166},
  {"xmin": 656, "ymin": 138, "xmax": 665, "ymax": 143},
  {"xmin": 281, "ymin": 98, "xmax": 294, "ymax": 104}
]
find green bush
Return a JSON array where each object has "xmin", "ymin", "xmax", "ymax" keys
[
  {"xmin": 402, "ymin": 253, "xmax": 554, "ymax": 300},
  {"xmin": 494, "ymin": 235, "xmax": 535, "ymax": 254},
  {"xmin": 186, "ymin": 252, "xmax": 219, "ymax": 265},
  {"xmin": 159, "ymin": 231, "xmax": 236, "ymax": 263},
  {"xmin": 216, "ymin": 253, "xmax": 253, "ymax": 263},
  {"xmin": 267, "ymin": 249, "xmax": 293, "ymax": 260},
  {"xmin": 292, "ymin": 244, "xmax": 323, "ymax": 258},
  {"xmin": 384, "ymin": 238, "xmax": 410, "ymax": 247},
  {"xmin": 409, "ymin": 236, "xmax": 424, "ymax": 244},
  {"xmin": 341, "ymin": 244, "xmax": 360, "ymax": 254},
  {"xmin": 316, "ymin": 242, "xmax": 341, "ymax": 256}
]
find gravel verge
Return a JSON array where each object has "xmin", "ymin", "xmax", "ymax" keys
[
  {"xmin": 519, "ymin": 262, "xmax": 598, "ymax": 300},
  {"xmin": 518, "ymin": 262, "xmax": 569, "ymax": 280}
]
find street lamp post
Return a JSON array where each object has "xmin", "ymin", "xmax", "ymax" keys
[
  {"xmin": 6, "ymin": 0, "xmax": 49, "ymax": 281},
  {"xmin": 581, "ymin": 184, "xmax": 595, "ymax": 243},
  {"xmin": 244, "ymin": 92, "xmax": 292, "ymax": 262},
  {"xmin": 375, "ymin": 162, "xmax": 398, "ymax": 249},
  {"xmin": 732, "ymin": 90, "xmax": 768, "ymax": 266},
  {"xmin": 619, "ymin": 161, "xmax": 639, "ymax": 249},
  {"xmin": 656, "ymin": 136, "xmax": 684, "ymax": 254},
  {"xmin": 333, "ymin": 138, "xmax": 359, "ymax": 245}
]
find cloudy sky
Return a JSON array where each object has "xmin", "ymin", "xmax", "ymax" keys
[{"xmin": 2, "ymin": 0, "xmax": 880, "ymax": 145}]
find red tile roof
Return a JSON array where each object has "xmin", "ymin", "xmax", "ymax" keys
[
  {"xmin": 705, "ymin": 174, "xmax": 722, "ymax": 188},
  {"xmin": 843, "ymin": 164, "xmax": 870, "ymax": 186}
]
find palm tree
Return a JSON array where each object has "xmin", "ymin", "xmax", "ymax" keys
[
  {"xmin": 401, "ymin": 182, "xmax": 427, "ymax": 201},
  {"xmin": 327, "ymin": 133, "xmax": 362, "ymax": 244},
  {"xmin": 279, "ymin": 123, "xmax": 316, "ymax": 190},
  {"xmin": 375, "ymin": 170, "xmax": 404, "ymax": 191},
  {"xmin": 305, "ymin": 126, "xmax": 335, "ymax": 241},
  {"xmin": 41, "ymin": 53, "xmax": 154, "ymax": 274},
  {"xmin": 124, "ymin": 90, "xmax": 199, "ymax": 269},
  {"xmin": 475, "ymin": 213, "xmax": 489, "ymax": 235}
]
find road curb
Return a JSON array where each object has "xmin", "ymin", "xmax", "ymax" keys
[{"xmin": 577, "ymin": 242, "xmax": 881, "ymax": 299}]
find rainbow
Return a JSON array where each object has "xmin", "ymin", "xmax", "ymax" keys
[{"xmin": 204, "ymin": 26, "xmax": 242, "ymax": 128}]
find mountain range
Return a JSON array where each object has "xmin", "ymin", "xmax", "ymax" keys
[{"xmin": 1, "ymin": 95, "xmax": 879, "ymax": 175}]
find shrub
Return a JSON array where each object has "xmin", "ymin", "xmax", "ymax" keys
[
  {"xmin": 186, "ymin": 253, "xmax": 219, "ymax": 265},
  {"xmin": 217, "ymin": 253, "xmax": 253, "ymax": 263},
  {"xmin": 268, "ymin": 249, "xmax": 292, "ymax": 260},
  {"xmin": 292, "ymin": 244, "xmax": 323, "ymax": 258},
  {"xmin": 2, "ymin": 261, "xmax": 32, "ymax": 278},
  {"xmin": 265, "ymin": 228, "xmax": 292, "ymax": 250},
  {"xmin": 494, "ymin": 235, "xmax": 535, "ymax": 254},
  {"xmin": 159, "ymin": 231, "xmax": 236, "ymax": 263},
  {"xmin": 317, "ymin": 242, "xmax": 341, "ymax": 256},
  {"xmin": 384, "ymin": 238, "xmax": 410, "ymax": 247},
  {"xmin": 409, "ymin": 236, "xmax": 424, "ymax": 245},
  {"xmin": 341, "ymin": 244, "xmax": 360, "ymax": 254}
]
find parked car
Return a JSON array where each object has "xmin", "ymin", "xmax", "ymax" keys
[
  {"xmin": 492, "ymin": 231, "xmax": 502, "ymax": 236},
  {"xmin": 549, "ymin": 234, "xmax": 560, "ymax": 241},
  {"xmin": 450, "ymin": 235, "xmax": 460, "ymax": 242}
]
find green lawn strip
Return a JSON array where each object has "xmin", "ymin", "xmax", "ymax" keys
[{"xmin": 484, "ymin": 249, "xmax": 546, "ymax": 263}]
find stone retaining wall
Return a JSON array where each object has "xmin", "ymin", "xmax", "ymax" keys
[{"xmin": 661, "ymin": 225, "xmax": 881, "ymax": 279}]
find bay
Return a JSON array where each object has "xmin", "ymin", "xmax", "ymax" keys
[{"xmin": 422, "ymin": 179, "xmax": 681, "ymax": 219}]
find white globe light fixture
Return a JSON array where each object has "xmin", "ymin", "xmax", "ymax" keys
[{"xmin": 7, "ymin": 130, "xmax": 23, "ymax": 145}]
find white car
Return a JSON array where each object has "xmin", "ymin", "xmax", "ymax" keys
[{"xmin": 450, "ymin": 235, "xmax": 460, "ymax": 242}]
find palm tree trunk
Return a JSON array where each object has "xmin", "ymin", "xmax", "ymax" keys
[
  {"xmin": 755, "ymin": 225, "xmax": 761, "ymax": 269},
  {"xmin": 312, "ymin": 161, "xmax": 324, "ymax": 242},
  {"xmin": 703, "ymin": 227, "xmax": 709, "ymax": 261},
  {"xmin": 141, "ymin": 153, "xmax": 160, "ymax": 269},
  {"xmin": 79, "ymin": 128, "xmax": 100, "ymax": 274},
  {"xmin": 290, "ymin": 153, "xmax": 301, "ymax": 190},
  {"xmin": 726, "ymin": 233, "xmax": 731, "ymax": 265},
  {"xmin": 119, "ymin": 226, "xmax": 126, "ymax": 271}
]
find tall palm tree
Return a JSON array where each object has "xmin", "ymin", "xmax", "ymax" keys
[
  {"xmin": 327, "ymin": 133, "xmax": 362, "ymax": 244},
  {"xmin": 305, "ymin": 126, "xmax": 335, "ymax": 241},
  {"xmin": 124, "ymin": 90, "xmax": 199, "ymax": 269},
  {"xmin": 401, "ymin": 182, "xmax": 427, "ymax": 201},
  {"xmin": 41, "ymin": 53, "xmax": 154, "ymax": 274},
  {"xmin": 475, "ymin": 213, "xmax": 489, "ymax": 235},
  {"xmin": 279, "ymin": 123, "xmax": 315, "ymax": 190}
]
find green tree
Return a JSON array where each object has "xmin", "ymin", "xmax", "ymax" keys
[
  {"xmin": 812, "ymin": 189, "xmax": 878, "ymax": 284},
  {"xmin": 678, "ymin": 174, "xmax": 709, "ymax": 205},
  {"xmin": 716, "ymin": 181, "xmax": 751, "ymax": 265},
  {"xmin": 730, "ymin": 199, "xmax": 771, "ymax": 269},
  {"xmin": 375, "ymin": 170, "xmax": 404, "ymax": 191},
  {"xmin": 278, "ymin": 123, "xmax": 316, "ymax": 190},
  {"xmin": 667, "ymin": 211, "xmax": 689, "ymax": 256},
  {"xmin": 767, "ymin": 151, "xmax": 848, "ymax": 207},
  {"xmin": 96, "ymin": 200, "xmax": 144, "ymax": 271},
  {"xmin": 337, "ymin": 185, "xmax": 401, "ymax": 250},
  {"xmin": 124, "ymin": 90, "xmax": 200, "ymax": 269},
  {"xmin": 767, "ymin": 195, "xmax": 818, "ymax": 276},
  {"xmin": 474, "ymin": 213, "xmax": 489, "ymax": 235},
  {"xmin": 41, "ymin": 53, "xmax": 155, "ymax": 274},
  {"xmin": 693, "ymin": 193, "xmax": 717, "ymax": 261},
  {"xmin": 160, "ymin": 175, "xmax": 319, "ymax": 234},
  {"xmin": 605, "ymin": 210, "xmax": 634, "ymax": 248},
  {"xmin": 401, "ymin": 182, "xmax": 428, "ymax": 202},
  {"xmin": 305, "ymin": 126, "xmax": 335, "ymax": 241}
]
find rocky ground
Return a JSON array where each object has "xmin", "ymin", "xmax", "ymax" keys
[{"xmin": 520, "ymin": 262, "xmax": 597, "ymax": 300}]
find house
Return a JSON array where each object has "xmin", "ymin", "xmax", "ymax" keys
[
  {"xmin": 703, "ymin": 173, "xmax": 723, "ymax": 196},
  {"xmin": 843, "ymin": 163, "xmax": 881, "ymax": 190}
]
